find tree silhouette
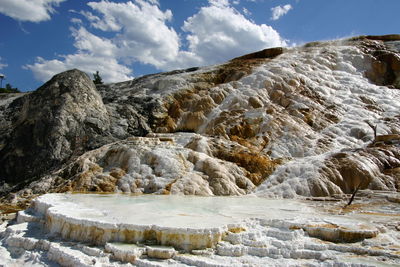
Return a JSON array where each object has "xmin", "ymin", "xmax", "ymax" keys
[
  {"xmin": 93, "ymin": 71, "xmax": 103, "ymax": 85},
  {"xmin": 0, "ymin": 83, "xmax": 20, "ymax": 93}
]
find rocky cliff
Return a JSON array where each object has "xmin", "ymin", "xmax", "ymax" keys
[{"xmin": 1, "ymin": 35, "xmax": 400, "ymax": 205}]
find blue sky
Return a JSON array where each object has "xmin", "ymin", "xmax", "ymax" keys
[{"xmin": 0, "ymin": 0, "xmax": 399, "ymax": 91}]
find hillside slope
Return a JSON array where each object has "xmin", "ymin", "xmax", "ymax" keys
[{"xmin": 1, "ymin": 35, "xmax": 400, "ymax": 205}]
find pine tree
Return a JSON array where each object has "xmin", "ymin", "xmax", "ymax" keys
[
  {"xmin": 0, "ymin": 83, "xmax": 20, "ymax": 93},
  {"xmin": 93, "ymin": 71, "xmax": 103, "ymax": 85}
]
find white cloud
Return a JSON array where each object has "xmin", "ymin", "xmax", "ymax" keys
[
  {"xmin": 26, "ymin": 0, "xmax": 286, "ymax": 83},
  {"xmin": 86, "ymin": 0, "xmax": 179, "ymax": 67},
  {"xmin": 181, "ymin": 0, "xmax": 285, "ymax": 65},
  {"xmin": 70, "ymin": 18, "xmax": 82, "ymax": 24},
  {"xmin": 25, "ymin": 54, "xmax": 133, "ymax": 83},
  {"xmin": 0, "ymin": 0, "xmax": 65, "ymax": 22},
  {"xmin": 72, "ymin": 27, "xmax": 117, "ymax": 58},
  {"xmin": 270, "ymin": 4, "xmax": 292, "ymax": 21},
  {"xmin": 242, "ymin": 7, "xmax": 251, "ymax": 16},
  {"xmin": 0, "ymin": 57, "xmax": 7, "ymax": 70},
  {"xmin": 147, "ymin": 0, "xmax": 159, "ymax": 5},
  {"xmin": 208, "ymin": 0, "xmax": 230, "ymax": 8},
  {"xmin": 24, "ymin": 26, "xmax": 132, "ymax": 83},
  {"xmin": 25, "ymin": 0, "xmax": 180, "ymax": 83}
]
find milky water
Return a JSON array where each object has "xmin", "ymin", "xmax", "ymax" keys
[
  {"xmin": 44, "ymin": 193, "xmax": 315, "ymax": 228},
  {"xmin": 1, "ymin": 192, "xmax": 392, "ymax": 267}
]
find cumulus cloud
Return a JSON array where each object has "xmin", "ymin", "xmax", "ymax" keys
[
  {"xmin": 0, "ymin": 0, "xmax": 65, "ymax": 22},
  {"xmin": 182, "ymin": 0, "xmax": 285, "ymax": 64},
  {"xmin": 24, "ymin": 26, "xmax": 132, "ymax": 83},
  {"xmin": 86, "ymin": 0, "xmax": 179, "ymax": 68},
  {"xmin": 26, "ymin": 0, "xmax": 286, "ymax": 83},
  {"xmin": 26, "ymin": 0, "xmax": 181, "ymax": 82},
  {"xmin": 25, "ymin": 54, "xmax": 132, "ymax": 83},
  {"xmin": 270, "ymin": 4, "xmax": 292, "ymax": 21},
  {"xmin": 72, "ymin": 27, "xmax": 118, "ymax": 58}
]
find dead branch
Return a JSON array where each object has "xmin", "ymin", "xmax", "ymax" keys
[
  {"xmin": 345, "ymin": 183, "xmax": 362, "ymax": 207},
  {"xmin": 365, "ymin": 121, "xmax": 377, "ymax": 141}
]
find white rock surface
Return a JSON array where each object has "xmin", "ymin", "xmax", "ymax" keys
[
  {"xmin": 1, "ymin": 36, "xmax": 400, "ymax": 267},
  {"xmin": 1, "ymin": 193, "xmax": 399, "ymax": 266}
]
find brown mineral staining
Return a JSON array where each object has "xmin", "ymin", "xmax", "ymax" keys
[
  {"xmin": 153, "ymin": 47, "xmax": 280, "ymax": 134},
  {"xmin": 319, "ymin": 146, "xmax": 400, "ymax": 196},
  {"xmin": 305, "ymin": 223, "xmax": 340, "ymax": 229},
  {"xmin": 47, "ymin": 215, "xmax": 224, "ymax": 251},
  {"xmin": 177, "ymin": 111, "xmax": 207, "ymax": 132},
  {"xmin": 359, "ymin": 34, "xmax": 400, "ymax": 42},
  {"xmin": 340, "ymin": 203, "xmax": 366, "ymax": 213},
  {"xmin": 248, "ymin": 96, "xmax": 263, "ymax": 108},
  {"xmin": 55, "ymin": 161, "xmax": 120, "ymax": 193},
  {"xmin": 375, "ymin": 134, "xmax": 400, "ymax": 143},
  {"xmin": 228, "ymin": 227, "xmax": 246, "ymax": 233},
  {"xmin": 232, "ymin": 47, "xmax": 285, "ymax": 61},
  {"xmin": 0, "ymin": 204, "xmax": 24, "ymax": 214},
  {"xmin": 167, "ymin": 98, "xmax": 183, "ymax": 119},
  {"xmin": 229, "ymin": 123, "xmax": 257, "ymax": 140},
  {"xmin": 360, "ymin": 211, "xmax": 400, "ymax": 217},
  {"xmin": 205, "ymin": 57, "xmax": 268, "ymax": 85},
  {"xmin": 214, "ymin": 151, "xmax": 278, "ymax": 186},
  {"xmin": 360, "ymin": 36, "xmax": 400, "ymax": 88},
  {"xmin": 97, "ymin": 176, "xmax": 117, "ymax": 192},
  {"xmin": 164, "ymin": 180, "xmax": 177, "ymax": 195},
  {"xmin": 303, "ymin": 224, "xmax": 378, "ymax": 243},
  {"xmin": 159, "ymin": 88, "xmax": 217, "ymax": 133},
  {"xmin": 146, "ymin": 246, "xmax": 176, "ymax": 259},
  {"xmin": 109, "ymin": 168, "xmax": 127, "ymax": 179},
  {"xmin": 206, "ymin": 136, "xmax": 280, "ymax": 186},
  {"xmin": 56, "ymin": 183, "xmax": 73, "ymax": 193}
]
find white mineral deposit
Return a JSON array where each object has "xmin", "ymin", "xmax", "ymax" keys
[
  {"xmin": 1, "ymin": 192, "xmax": 399, "ymax": 266},
  {"xmin": 1, "ymin": 36, "xmax": 400, "ymax": 266}
]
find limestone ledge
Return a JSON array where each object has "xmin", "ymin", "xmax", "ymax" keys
[
  {"xmin": 26, "ymin": 193, "xmax": 392, "ymax": 250},
  {"xmin": 1, "ymin": 192, "xmax": 399, "ymax": 266},
  {"xmin": 32, "ymin": 194, "xmax": 233, "ymax": 251}
]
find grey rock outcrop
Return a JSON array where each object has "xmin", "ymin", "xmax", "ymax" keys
[{"xmin": 0, "ymin": 70, "xmax": 112, "ymax": 186}]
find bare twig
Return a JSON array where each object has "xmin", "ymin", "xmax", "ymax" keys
[
  {"xmin": 345, "ymin": 183, "xmax": 362, "ymax": 207},
  {"xmin": 365, "ymin": 121, "xmax": 377, "ymax": 141}
]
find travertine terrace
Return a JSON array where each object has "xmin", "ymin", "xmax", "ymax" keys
[
  {"xmin": 0, "ymin": 35, "xmax": 400, "ymax": 266},
  {"xmin": 1, "ymin": 192, "xmax": 399, "ymax": 266}
]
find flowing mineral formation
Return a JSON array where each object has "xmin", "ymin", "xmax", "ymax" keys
[
  {"xmin": 0, "ymin": 35, "xmax": 400, "ymax": 266},
  {"xmin": 1, "ymin": 192, "xmax": 399, "ymax": 266},
  {"xmin": 1, "ymin": 35, "xmax": 400, "ymax": 200}
]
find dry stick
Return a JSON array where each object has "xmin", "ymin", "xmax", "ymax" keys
[
  {"xmin": 366, "ymin": 121, "xmax": 377, "ymax": 142},
  {"xmin": 345, "ymin": 183, "xmax": 362, "ymax": 207}
]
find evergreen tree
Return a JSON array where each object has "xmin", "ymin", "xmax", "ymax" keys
[
  {"xmin": 93, "ymin": 71, "xmax": 104, "ymax": 85},
  {"xmin": 0, "ymin": 83, "xmax": 20, "ymax": 93}
]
